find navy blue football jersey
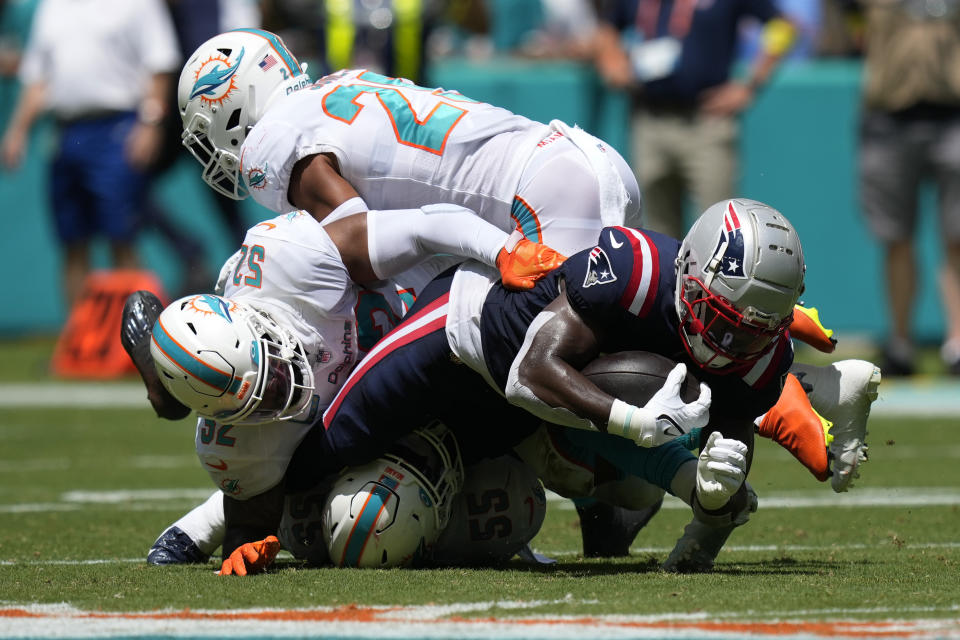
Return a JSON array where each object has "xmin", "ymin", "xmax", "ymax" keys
[{"xmin": 480, "ymin": 226, "xmax": 792, "ymax": 420}]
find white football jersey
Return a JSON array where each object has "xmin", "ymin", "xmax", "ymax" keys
[
  {"xmin": 194, "ymin": 211, "xmax": 376, "ymax": 500},
  {"xmin": 240, "ymin": 69, "xmax": 551, "ymax": 233}
]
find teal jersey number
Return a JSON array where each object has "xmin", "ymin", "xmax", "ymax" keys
[
  {"xmin": 320, "ymin": 72, "xmax": 475, "ymax": 155},
  {"xmin": 199, "ymin": 419, "xmax": 236, "ymax": 446},
  {"xmin": 232, "ymin": 244, "xmax": 266, "ymax": 289},
  {"xmin": 354, "ymin": 289, "xmax": 402, "ymax": 353}
]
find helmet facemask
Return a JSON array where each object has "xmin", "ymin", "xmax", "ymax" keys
[
  {"xmin": 181, "ymin": 110, "xmax": 247, "ymax": 200},
  {"xmin": 231, "ymin": 308, "xmax": 315, "ymax": 425},
  {"xmin": 677, "ymin": 273, "xmax": 792, "ymax": 369},
  {"xmin": 383, "ymin": 423, "xmax": 465, "ymax": 532}
]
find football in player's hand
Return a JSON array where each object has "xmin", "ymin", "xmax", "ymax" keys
[{"xmin": 582, "ymin": 351, "xmax": 701, "ymax": 406}]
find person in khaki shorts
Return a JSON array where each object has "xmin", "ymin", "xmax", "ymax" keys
[
  {"xmin": 593, "ymin": 0, "xmax": 797, "ymax": 237},
  {"xmin": 858, "ymin": 0, "xmax": 960, "ymax": 375}
]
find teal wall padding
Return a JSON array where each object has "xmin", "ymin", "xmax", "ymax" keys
[{"xmin": 0, "ymin": 59, "xmax": 945, "ymax": 343}]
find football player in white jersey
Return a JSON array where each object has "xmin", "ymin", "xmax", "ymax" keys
[
  {"xmin": 177, "ymin": 29, "xmax": 642, "ymax": 258},
  {"xmin": 138, "ymin": 26, "xmax": 637, "ymax": 572},
  {"xmin": 123, "ymin": 193, "xmax": 564, "ymax": 573}
]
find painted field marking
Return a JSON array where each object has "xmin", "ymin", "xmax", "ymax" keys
[
  {"xmin": 0, "ymin": 383, "xmax": 148, "ymax": 408},
  {"xmin": 546, "ymin": 487, "xmax": 960, "ymax": 510},
  {"xmin": 0, "ymin": 602, "xmax": 958, "ymax": 639}
]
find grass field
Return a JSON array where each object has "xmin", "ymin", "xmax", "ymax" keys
[{"xmin": 1, "ymin": 338, "xmax": 959, "ymax": 639}]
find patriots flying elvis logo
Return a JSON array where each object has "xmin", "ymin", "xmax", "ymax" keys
[
  {"xmin": 712, "ymin": 202, "xmax": 746, "ymax": 278},
  {"xmin": 583, "ymin": 247, "xmax": 617, "ymax": 287},
  {"xmin": 190, "ymin": 47, "xmax": 245, "ymax": 104}
]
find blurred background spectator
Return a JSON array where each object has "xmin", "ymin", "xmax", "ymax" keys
[
  {"xmin": 592, "ymin": 0, "xmax": 798, "ymax": 236},
  {"xmin": 816, "ymin": 0, "xmax": 863, "ymax": 57},
  {"xmin": 857, "ymin": 0, "xmax": 960, "ymax": 376},
  {"xmin": 0, "ymin": 0, "xmax": 957, "ymax": 377},
  {"xmin": 0, "ymin": 0, "xmax": 179, "ymax": 309}
]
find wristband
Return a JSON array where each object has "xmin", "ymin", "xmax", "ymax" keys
[{"xmin": 608, "ymin": 398, "xmax": 655, "ymax": 443}]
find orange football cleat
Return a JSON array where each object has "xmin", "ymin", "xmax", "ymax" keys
[
  {"xmin": 756, "ymin": 373, "xmax": 834, "ymax": 481},
  {"xmin": 790, "ymin": 305, "xmax": 837, "ymax": 353}
]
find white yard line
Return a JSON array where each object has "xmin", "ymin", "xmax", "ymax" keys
[
  {"xmin": 546, "ymin": 487, "xmax": 960, "ymax": 509},
  {"xmin": 0, "ymin": 383, "xmax": 149, "ymax": 408}
]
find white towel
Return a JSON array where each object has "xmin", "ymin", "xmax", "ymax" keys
[{"xmin": 548, "ymin": 119, "xmax": 630, "ymax": 228}]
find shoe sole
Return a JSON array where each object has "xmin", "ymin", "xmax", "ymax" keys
[{"xmin": 829, "ymin": 364, "xmax": 881, "ymax": 492}]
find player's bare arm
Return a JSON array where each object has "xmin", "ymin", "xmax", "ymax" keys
[
  {"xmin": 322, "ymin": 214, "xmax": 377, "ymax": 284},
  {"xmin": 514, "ymin": 284, "xmax": 609, "ymax": 424},
  {"xmin": 288, "ymin": 152, "xmax": 359, "ymax": 222},
  {"xmin": 508, "ymin": 282, "xmax": 711, "ymax": 447}
]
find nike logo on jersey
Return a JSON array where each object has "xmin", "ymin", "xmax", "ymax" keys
[
  {"xmin": 205, "ymin": 458, "xmax": 229, "ymax": 471},
  {"xmin": 609, "ymin": 231, "xmax": 624, "ymax": 249}
]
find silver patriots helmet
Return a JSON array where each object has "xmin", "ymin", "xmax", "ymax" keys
[{"xmin": 675, "ymin": 198, "xmax": 805, "ymax": 370}]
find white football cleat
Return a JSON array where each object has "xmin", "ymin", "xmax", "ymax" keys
[
  {"xmin": 791, "ymin": 360, "xmax": 881, "ymax": 493},
  {"xmin": 662, "ymin": 519, "xmax": 733, "ymax": 573},
  {"xmin": 662, "ymin": 483, "xmax": 757, "ymax": 573}
]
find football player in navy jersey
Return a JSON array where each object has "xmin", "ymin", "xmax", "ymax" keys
[
  {"xmin": 188, "ymin": 198, "xmax": 880, "ymax": 573},
  {"xmin": 304, "ymin": 198, "xmax": 798, "ymax": 480},
  {"xmin": 206, "ymin": 198, "xmax": 791, "ymax": 573}
]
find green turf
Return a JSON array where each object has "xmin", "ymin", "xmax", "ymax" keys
[{"xmin": 1, "ymin": 388, "xmax": 958, "ymax": 621}]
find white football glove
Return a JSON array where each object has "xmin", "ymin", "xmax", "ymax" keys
[
  {"xmin": 696, "ymin": 431, "xmax": 749, "ymax": 510},
  {"xmin": 608, "ymin": 363, "xmax": 712, "ymax": 447}
]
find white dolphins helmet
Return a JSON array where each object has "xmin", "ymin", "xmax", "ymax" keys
[
  {"xmin": 149, "ymin": 294, "xmax": 314, "ymax": 424},
  {"xmin": 675, "ymin": 199, "xmax": 805, "ymax": 370},
  {"xmin": 178, "ymin": 28, "xmax": 309, "ymax": 199},
  {"xmin": 322, "ymin": 423, "xmax": 464, "ymax": 568}
]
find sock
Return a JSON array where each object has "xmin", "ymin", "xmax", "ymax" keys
[{"xmin": 169, "ymin": 491, "xmax": 226, "ymax": 555}]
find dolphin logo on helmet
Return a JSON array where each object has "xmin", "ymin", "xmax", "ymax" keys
[
  {"xmin": 189, "ymin": 47, "xmax": 245, "ymax": 102},
  {"xmin": 178, "ymin": 29, "xmax": 308, "ymax": 200}
]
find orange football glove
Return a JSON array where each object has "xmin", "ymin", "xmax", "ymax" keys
[
  {"xmin": 496, "ymin": 231, "xmax": 566, "ymax": 291},
  {"xmin": 218, "ymin": 535, "xmax": 280, "ymax": 576}
]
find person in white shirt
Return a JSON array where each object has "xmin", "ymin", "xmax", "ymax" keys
[{"xmin": 0, "ymin": 0, "xmax": 180, "ymax": 307}]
